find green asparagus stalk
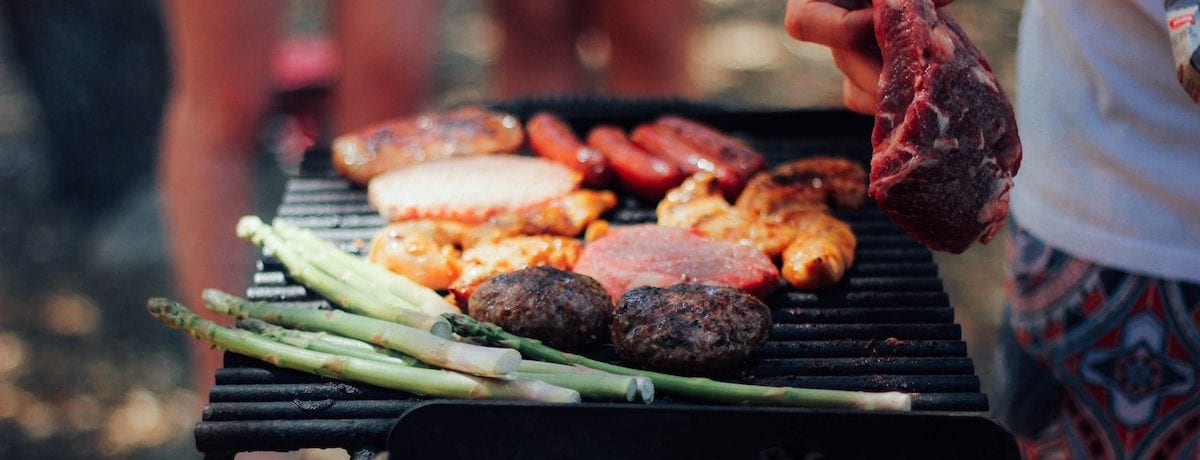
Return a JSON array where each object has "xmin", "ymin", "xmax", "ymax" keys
[
  {"xmin": 272, "ymin": 220, "xmax": 458, "ymax": 315},
  {"xmin": 240, "ymin": 318, "xmax": 642, "ymax": 402},
  {"xmin": 149, "ymin": 298, "xmax": 578, "ymax": 402},
  {"xmin": 236, "ymin": 216, "xmax": 449, "ymax": 335},
  {"xmin": 445, "ymin": 313, "xmax": 912, "ymax": 411},
  {"xmin": 238, "ymin": 318, "xmax": 422, "ymax": 366},
  {"xmin": 204, "ymin": 289, "xmax": 521, "ymax": 377}
]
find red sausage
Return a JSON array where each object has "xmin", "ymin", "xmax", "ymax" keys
[
  {"xmin": 631, "ymin": 124, "xmax": 748, "ymax": 201},
  {"xmin": 655, "ymin": 115, "xmax": 766, "ymax": 197},
  {"xmin": 586, "ymin": 125, "xmax": 685, "ymax": 201},
  {"xmin": 526, "ymin": 112, "xmax": 612, "ymax": 187}
]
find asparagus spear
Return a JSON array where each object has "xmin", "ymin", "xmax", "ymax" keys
[
  {"xmin": 237, "ymin": 216, "xmax": 450, "ymax": 335},
  {"xmin": 149, "ymin": 298, "xmax": 578, "ymax": 402},
  {"xmin": 271, "ymin": 220, "xmax": 459, "ymax": 315},
  {"xmin": 239, "ymin": 318, "xmax": 642, "ymax": 402},
  {"xmin": 204, "ymin": 289, "xmax": 521, "ymax": 377},
  {"xmin": 445, "ymin": 313, "xmax": 912, "ymax": 411}
]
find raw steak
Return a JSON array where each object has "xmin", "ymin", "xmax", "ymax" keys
[
  {"xmin": 870, "ymin": 0, "xmax": 1022, "ymax": 253},
  {"xmin": 572, "ymin": 225, "xmax": 780, "ymax": 300}
]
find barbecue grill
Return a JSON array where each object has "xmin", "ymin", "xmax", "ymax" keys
[{"xmin": 198, "ymin": 99, "xmax": 1019, "ymax": 459}]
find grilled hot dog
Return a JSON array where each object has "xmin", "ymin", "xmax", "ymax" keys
[
  {"xmin": 527, "ymin": 112, "xmax": 612, "ymax": 187},
  {"xmin": 587, "ymin": 125, "xmax": 685, "ymax": 201}
]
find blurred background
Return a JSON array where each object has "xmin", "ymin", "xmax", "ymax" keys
[{"xmin": 0, "ymin": 0, "xmax": 1021, "ymax": 458}]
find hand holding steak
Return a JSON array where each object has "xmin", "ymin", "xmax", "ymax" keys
[
  {"xmin": 786, "ymin": 0, "xmax": 1021, "ymax": 253},
  {"xmin": 870, "ymin": 0, "xmax": 1021, "ymax": 253}
]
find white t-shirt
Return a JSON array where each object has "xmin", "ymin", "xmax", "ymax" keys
[{"xmin": 1012, "ymin": 0, "xmax": 1200, "ymax": 283}]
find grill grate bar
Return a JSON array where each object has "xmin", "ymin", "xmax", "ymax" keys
[
  {"xmin": 752, "ymin": 374, "xmax": 980, "ymax": 393},
  {"xmin": 769, "ymin": 291, "xmax": 951, "ymax": 308},
  {"xmin": 771, "ymin": 307, "xmax": 954, "ymax": 324},
  {"xmin": 204, "ymin": 400, "xmax": 420, "ymax": 422},
  {"xmin": 770, "ymin": 323, "xmax": 961, "ymax": 340},
  {"xmin": 758, "ymin": 339, "xmax": 966, "ymax": 358},
  {"xmin": 746, "ymin": 356, "xmax": 974, "ymax": 377}
]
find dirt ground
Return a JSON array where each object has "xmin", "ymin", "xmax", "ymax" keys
[{"xmin": 0, "ymin": 0, "xmax": 1022, "ymax": 458}]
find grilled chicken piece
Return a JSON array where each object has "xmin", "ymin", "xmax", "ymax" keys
[
  {"xmin": 657, "ymin": 157, "xmax": 866, "ymax": 290},
  {"xmin": 450, "ymin": 236, "xmax": 583, "ymax": 304},
  {"xmin": 735, "ymin": 156, "xmax": 867, "ymax": 212},
  {"xmin": 488, "ymin": 189, "xmax": 618, "ymax": 237},
  {"xmin": 366, "ymin": 220, "xmax": 468, "ymax": 290},
  {"xmin": 656, "ymin": 173, "xmax": 797, "ymax": 258},
  {"xmin": 333, "ymin": 106, "xmax": 524, "ymax": 185},
  {"xmin": 781, "ymin": 212, "xmax": 856, "ymax": 290},
  {"xmin": 367, "ymin": 189, "xmax": 612, "ymax": 293}
]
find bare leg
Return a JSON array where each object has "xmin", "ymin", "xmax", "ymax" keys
[
  {"xmin": 490, "ymin": 0, "xmax": 585, "ymax": 97},
  {"xmin": 159, "ymin": 0, "xmax": 284, "ymax": 398},
  {"xmin": 597, "ymin": 0, "xmax": 695, "ymax": 97},
  {"xmin": 332, "ymin": 0, "xmax": 438, "ymax": 133}
]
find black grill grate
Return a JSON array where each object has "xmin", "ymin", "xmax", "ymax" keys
[{"xmin": 196, "ymin": 105, "xmax": 1014, "ymax": 459}]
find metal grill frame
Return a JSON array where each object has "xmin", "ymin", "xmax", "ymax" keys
[{"xmin": 196, "ymin": 102, "xmax": 1018, "ymax": 459}]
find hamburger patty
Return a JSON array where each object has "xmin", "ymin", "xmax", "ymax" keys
[
  {"xmin": 468, "ymin": 266, "xmax": 612, "ymax": 351},
  {"xmin": 612, "ymin": 284, "xmax": 772, "ymax": 375}
]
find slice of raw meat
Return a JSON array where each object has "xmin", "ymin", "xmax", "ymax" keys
[
  {"xmin": 870, "ymin": 0, "xmax": 1022, "ymax": 254},
  {"xmin": 572, "ymin": 225, "xmax": 780, "ymax": 300},
  {"xmin": 368, "ymin": 155, "xmax": 582, "ymax": 223}
]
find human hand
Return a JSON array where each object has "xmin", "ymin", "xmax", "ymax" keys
[{"xmin": 784, "ymin": 0, "xmax": 954, "ymax": 114}]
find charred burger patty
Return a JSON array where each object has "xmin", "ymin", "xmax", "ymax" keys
[
  {"xmin": 468, "ymin": 266, "xmax": 612, "ymax": 351},
  {"xmin": 612, "ymin": 284, "xmax": 772, "ymax": 376}
]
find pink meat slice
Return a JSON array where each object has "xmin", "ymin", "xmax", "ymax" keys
[
  {"xmin": 870, "ymin": 0, "xmax": 1022, "ymax": 254},
  {"xmin": 573, "ymin": 225, "xmax": 781, "ymax": 301}
]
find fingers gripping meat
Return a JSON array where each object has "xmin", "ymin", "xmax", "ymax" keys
[
  {"xmin": 333, "ymin": 106, "xmax": 524, "ymax": 185},
  {"xmin": 781, "ymin": 212, "xmax": 856, "ymax": 290},
  {"xmin": 586, "ymin": 125, "xmax": 685, "ymax": 201},
  {"xmin": 527, "ymin": 112, "xmax": 612, "ymax": 187}
]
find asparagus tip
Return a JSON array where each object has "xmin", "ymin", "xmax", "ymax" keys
[{"xmin": 236, "ymin": 215, "xmax": 265, "ymax": 239}]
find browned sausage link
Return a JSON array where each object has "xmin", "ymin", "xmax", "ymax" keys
[
  {"xmin": 587, "ymin": 125, "xmax": 685, "ymax": 201},
  {"xmin": 631, "ymin": 124, "xmax": 745, "ymax": 200},
  {"xmin": 527, "ymin": 112, "xmax": 612, "ymax": 187},
  {"xmin": 656, "ymin": 115, "xmax": 766, "ymax": 196}
]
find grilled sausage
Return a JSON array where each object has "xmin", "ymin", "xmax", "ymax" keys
[
  {"xmin": 631, "ymin": 124, "xmax": 748, "ymax": 201},
  {"xmin": 655, "ymin": 115, "xmax": 766, "ymax": 200},
  {"xmin": 527, "ymin": 112, "xmax": 612, "ymax": 187},
  {"xmin": 586, "ymin": 125, "xmax": 685, "ymax": 201}
]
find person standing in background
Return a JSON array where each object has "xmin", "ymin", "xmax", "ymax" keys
[
  {"xmin": 785, "ymin": 0, "xmax": 1200, "ymax": 458},
  {"xmin": 159, "ymin": 0, "xmax": 439, "ymax": 398},
  {"xmin": 492, "ymin": 0, "xmax": 696, "ymax": 98}
]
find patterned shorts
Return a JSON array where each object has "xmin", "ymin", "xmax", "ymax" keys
[{"xmin": 994, "ymin": 222, "xmax": 1200, "ymax": 459}]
